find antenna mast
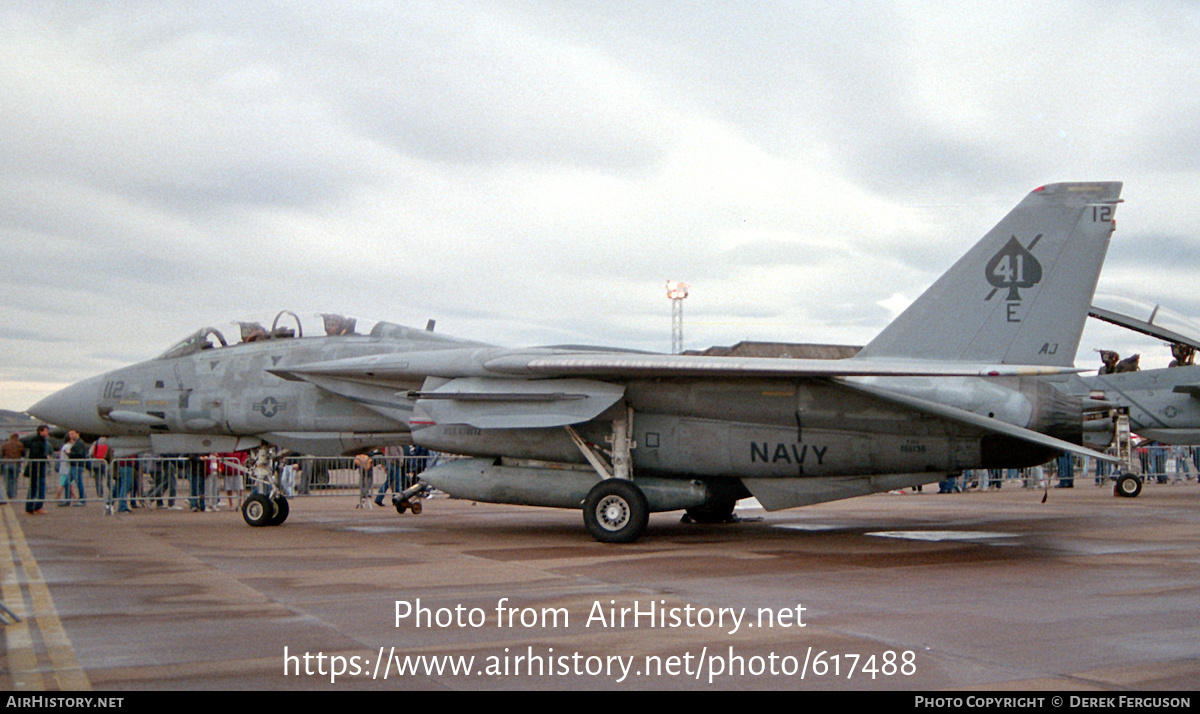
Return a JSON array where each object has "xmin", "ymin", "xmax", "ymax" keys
[{"xmin": 666, "ymin": 281, "xmax": 689, "ymax": 354}]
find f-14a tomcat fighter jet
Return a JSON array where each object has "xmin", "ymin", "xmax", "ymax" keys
[
  {"xmin": 279, "ymin": 182, "xmax": 1123, "ymax": 541},
  {"xmin": 31, "ymin": 182, "xmax": 1123, "ymax": 542}
]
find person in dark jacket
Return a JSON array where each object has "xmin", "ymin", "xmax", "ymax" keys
[{"xmin": 21, "ymin": 425, "xmax": 53, "ymax": 514}]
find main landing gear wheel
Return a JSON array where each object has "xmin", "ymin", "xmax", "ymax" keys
[
  {"xmin": 684, "ymin": 497, "xmax": 737, "ymax": 524},
  {"xmin": 583, "ymin": 479, "xmax": 649, "ymax": 544},
  {"xmin": 242, "ymin": 493, "xmax": 273, "ymax": 527},
  {"xmin": 1114, "ymin": 473, "xmax": 1143, "ymax": 498}
]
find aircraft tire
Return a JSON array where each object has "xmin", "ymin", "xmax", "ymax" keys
[
  {"xmin": 394, "ymin": 498, "xmax": 408, "ymax": 514},
  {"xmin": 685, "ymin": 496, "xmax": 737, "ymax": 524},
  {"xmin": 267, "ymin": 495, "xmax": 289, "ymax": 526},
  {"xmin": 1114, "ymin": 473, "xmax": 1142, "ymax": 498},
  {"xmin": 242, "ymin": 493, "xmax": 273, "ymax": 527},
  {"xmin": 583, "ymin": 479, "xmax": 649, "ymax": 544}
]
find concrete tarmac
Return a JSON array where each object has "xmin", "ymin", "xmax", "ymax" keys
[{"xmin": 1, "ymin": 482, "xmax": 1197, "ymax": 691}]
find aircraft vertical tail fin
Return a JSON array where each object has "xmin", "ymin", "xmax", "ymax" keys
[{"xmin": 856, "ymin": 182, "xmax": 1122, "ymax": 367}]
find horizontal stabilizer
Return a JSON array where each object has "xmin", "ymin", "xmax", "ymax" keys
[{"xmin": 839, "ymin": 379, "xmax": 1118, "ymax": 464}]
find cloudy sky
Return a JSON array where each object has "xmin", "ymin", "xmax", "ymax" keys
[{"xmin": 3, "ymin": 1, "xmax": 1200, "ymax": 412}]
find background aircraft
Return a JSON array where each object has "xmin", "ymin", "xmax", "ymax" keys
[
  {"xmin": 1051, "ymin": 301, "xmax": 1200, "ymax": 447},
  {"xmin": 29, "ymin": 183, "xmax": 1124, "ymax": 542}
]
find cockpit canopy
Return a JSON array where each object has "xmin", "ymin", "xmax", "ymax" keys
[
  {"xmin": 154, "ymin": 311, "xmax": 448, "ymax": 360},
  {"xmin": 156, "ymin": 327, "xmax": 229, "ymax": 360},
  {"xmin": 1092, "ymin": 294, "xmax": 1200, "ymax": 346}
]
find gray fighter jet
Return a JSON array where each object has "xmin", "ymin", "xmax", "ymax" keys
[
  {"xmin": 30, "ymin": 182, "xmax": 1124, "ymax": 542},
  {"xmin": 279, "ymin": 182, "xmax": 1123, "ymax": 541},
  {"xmin": 28, "ymin": 313, "xmax": 489, "ymax": 525}
]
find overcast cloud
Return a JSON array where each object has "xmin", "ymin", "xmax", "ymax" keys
[{"xmin": 3, "ymin": 1, "xmax": 1200, "ymax": 411}]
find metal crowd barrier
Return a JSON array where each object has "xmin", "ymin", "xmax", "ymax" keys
[{"xmin": 950, "ymin": 445, "xmax": 1199, "ymax": 491}]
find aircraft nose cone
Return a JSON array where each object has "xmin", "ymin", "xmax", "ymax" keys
[{"xmin": 27, "ymin": 377, "xmax": 106, "ymax": 433}]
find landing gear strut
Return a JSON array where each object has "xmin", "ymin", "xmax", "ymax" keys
[
  {"xmin": 1109, "ymin": 408, "xmax": 1142, "ymax": 499},
  {"xmin": 240, "ymin": 446, "xmax": 290, "ymax": 527},
  {"xmin": 570, "ymin": 406, "xmax": 650, "ymax": 543}
]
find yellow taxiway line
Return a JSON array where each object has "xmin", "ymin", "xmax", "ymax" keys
[{"xmin": 0, "ymin": 505, "xmax": 90, "ymax": 691}]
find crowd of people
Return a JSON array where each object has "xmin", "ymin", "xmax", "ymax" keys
[{"xmin": 2, "ymin": 428, "xmax": 434, "ymax": 515}]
